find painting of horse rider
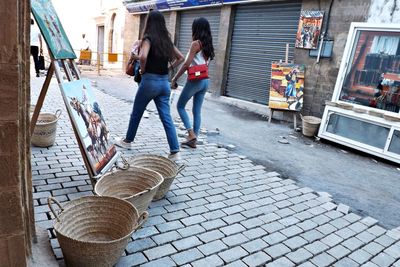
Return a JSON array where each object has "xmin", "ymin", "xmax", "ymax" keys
[{"xmin": 61, "ymin": 79, "xmax": 116, "ymax": 175}]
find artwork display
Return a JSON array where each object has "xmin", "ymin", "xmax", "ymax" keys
[
  {"xmin": 61, "ymin": 79, "xmax": 116, "ymax": 175},
  {"xmin": 269, "ymin": 62, "xmax": 305, "ymax": 111},
  {"xmin": 31, "ymin": 0, "xmax": 76, "ymax": 59},
  {"xmin": 295, "ymin": 10, "xmax": 324, "ymax": 49}
]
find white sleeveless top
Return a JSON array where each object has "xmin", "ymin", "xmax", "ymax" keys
[{"xmin": 186, "ymin": 50, "xmax": 208, "ymax": 67}]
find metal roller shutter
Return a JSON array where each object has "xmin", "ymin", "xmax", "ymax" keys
[
  {"xmin": 225, "ymin": 1, "xmax": 301, "ymax": 104},
  {"xmin": 177, "ymin": 8, "xmax": 221, "ymax": 85}
]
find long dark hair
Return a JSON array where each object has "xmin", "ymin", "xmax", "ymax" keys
[
  {"xmin": 192, "ymin": 17, "xmax": 215, "ymax": 60},
  {"xmin": 142, "ymin": 11, "xmax": 174, "ymax": 60}
]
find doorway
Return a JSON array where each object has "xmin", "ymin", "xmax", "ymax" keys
[{"xmin": 97, "ymin": 25, "xmax": 105, "ymax": 65}]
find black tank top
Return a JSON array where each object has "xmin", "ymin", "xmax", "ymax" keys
[{"xmin": 143, "ymin": 37, "xmax": 169, "ymax": 75}]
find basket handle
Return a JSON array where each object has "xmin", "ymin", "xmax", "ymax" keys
[
  {"xmin": 47, "ymin": 197, "xmax": 64, "ymax": 222},
  {"xmin": 55, "ymin": 109, "xmax": 62, "ymax": 119},
  {"xmin": 176, "ymin": 164, "xmax": 186, "ymax": 175},
  {"xmin": 135, "ymin": 211, "xmax": 149, "ymax": 230}
]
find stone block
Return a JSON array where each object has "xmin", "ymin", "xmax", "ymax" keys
[{"xmin": 0, "ymin": 188, "xmax": 24, "ymax": 235}]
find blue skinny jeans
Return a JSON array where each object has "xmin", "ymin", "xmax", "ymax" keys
[
  {"xmin": 125, "ymin": 73, "xmax": 179, "ymax": 153},
  {"xmin": 177, "ymin": 79, "xmax": 209, "ymax": 137}
]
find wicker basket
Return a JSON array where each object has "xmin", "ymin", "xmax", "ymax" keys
[
  {"xmin": 94, "ymin": 167, "xmax": 163, "ymax": 214},
  {"xmin": 129, "ymin": 155, "xmax": 185, "ymax": 200},
  {"xmin": 301, "ymin": 116, "xmax": 322, "ymax": 137},
  {"xmin": 48, "ymin": 196, "xmax": 147, "ymax": 267},
  {"xmin": 31, "ymin": 109, "xmax": 61, "ymax": 147}
]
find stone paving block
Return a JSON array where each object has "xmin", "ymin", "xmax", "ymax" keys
[
  {"xmin": 333, "ymin": 257, "xmax": 359, "ymax": 267},
  {"xmin": 375, "ymin": 234, "xmax": 396, "ymax": 247},
  {"xmin": 298, "ymin": 262, "xmax": 317, "ymax": 267},
  {"xmin": 263, "ymin": 232, "xmax": 287, "ymax": 245},
  {"xmin": 181, "ymin": 214, "xmax": 206, "ymax": 226},
  {"xmin": 222, "ymin": 233, "xmax": 249, "ymax": 247},
  {"xmin": 162, "ymin": 210, "xmax": 188, "ymax": 221},
  {"xmin": 243, "ymin": 228, "xmax": 267, "ymax": 240},
  {"xmin": 201, "ymin": 218, "xmax": 227, "ymax": 230},
  {"xmin": 115, "ymin": 252, "xmax": 147, "ymax": 267},
  {"xmin": 280, "ymin": 225, "xmax": 303, "ymax": 238},
  {"xmin": 371, "ymin": 252, "xmax": 396, "ymax": 267},
  {"xmin": 259, "ymin": 213, "xmax": 281, "ymax": 224},
  {"xmin": 126, "ymin": 238, "xmax": 156, "ymax": 254},
  {"xmin": 286, "ymin": 248, "xmax": 313, "ymax": 264},
  {"xmin": 140, "ymin": 257, "xmax": 176, "ymax": 267},
  {"xmin": 321, "ymin": 233, "xmax": 344, "ymax": 248},
  {"xmin": 243, "ymin": 251, "xmax": 271, "ymax": 267},
  {"xmin": 337, "ymin": 203, "xmax": 350, "ymax": 214},
  {"xmin": 361, "ymin": 216, "xmax": 379, "ymax": 227},
  {"xmin": 383, "ymin": 242, "xmax": 400, "ymax": 258},
  {"xmin": 156, "ymin": 220, "xmax": 184, "ymax": 233},
  {"xmin": 185, "ymin": 206, "xmax": 208, "ymax": 216},
  {"xmin": 349, "ymin": 249, "xmax": 373, "ymax": 264},
  {"xmin": 342, "ymin": 237, "xmax": 365, "ymax": 251},
  {"xmin": 152, "ymin": 231, "xmax": 181, "ymax": 245},
  {"xmin": 132, "ymin": 226, "xmax": 159, "ymax": 239},
  {"xmin": 240, "ymin": 217, "xmax": 264, "ymax": 229},
  {"xmin": 362, "ymin": 242, "xmax": 385, "ymax": 256},
  {"xmin": 218, "ymin": 246, "xmax": 249, "ymax": 263},
  {"xmin": 172, "ymin": 236, "xmax": 202, "ymax": 251},
  {"xmin": 279, "ymin": 216, "xmax": 300, "ymax": 227},
  {"xmin": 284, "ymin": 236, "xmax": 308, "ymax": 250},
  {"xmin": 198, "ymin": 240, "xmax": 228, "ymax": 256},
  {"xmin": 297, "ymin": 220, "xmax": 319, "ymax": 232},
  {"xmin": 317, "ymin": 223, "xmax": 337, "ymax": 235},
  {"xmin": 310, "ymin": 252, "xmax": 336, "ymax": 267},
  {"xmin": 202, "ymin": 210, "xmax": 226, "ymax": 220},
  {"xmin": 242, "ymin": 238, "xmax": 269, "ymax": 253},
  {"xmin": 336, "ymin": 227, "xmax": 356, "ymax": 240},
  {"xmin": 327, "ymin": 244, "xmax": 351, "ymax": 259},
  {"xmin": 367, "ymin": 225, "xmax": 387, "ymax": 237},
  {"xmin": 191, "ymin": 255, "xmax": 224, "ymax": 267},
  {"xmin": 224, "ymin": 260, "xmax": 248, "ymax": 267},
  {"xmin": 361, "ymin": 262, "xmax": 379, "ymax": 267},
  {"xmin": 356, "ymin": 231, "xmax": 376, "ymax": 243},
  {"xmin": 221, "ymin": 223, "xmax": 246, "ymax": 236},
  {"xmin": 387, "ymin": 229, "xmax": 400, "ymax": 240},
  {"xmin": 304, "ymin": 240, "xmax": 329, "ymax": 255},
  {"xmin": 343, "ymin": 213, "xmax": 362, "ymax": 223},
  {"xmin": 197, "ymin": 229, "xmax": 225, "ymax": 243},
  {"xmin": 144, "ymin": 244, "xmax": 177, "ymax": 261},
  {"xmin": 171, "ymin": 248, "xmax": 204, "ymax": 265},
  {"xmin": 311, "ymin": 214, "xmax": 332, "ymax": 226},
  {"xmin": 330, "ymin": 217, "xmax": 351, "ymax": 229},
  {"xmin": 264, "ymin": 243, "xmax": 291, "ymax": 259},
  {"xmin": 265, "ymin": 257, "xmax": 295, "ymax": 267}
]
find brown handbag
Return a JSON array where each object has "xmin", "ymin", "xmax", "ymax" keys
[{"xmin": 126, "ymin": 58, "xmax": 135, "ymax": 76}]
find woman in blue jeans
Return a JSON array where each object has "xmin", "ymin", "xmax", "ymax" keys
[
  {"xmin": 116, "ymin": 11, "xmax": 184, "ymax": 159},
  {"xmin": 171, "ymin": 17, "xmax": 215, "ymax": 148}
]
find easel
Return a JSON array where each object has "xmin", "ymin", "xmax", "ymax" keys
[
  {"xmin": 268, "ymin": 43, "xmax": 298, "ymax": 129},
  {"xmin": 30, "ymin": 56, "xmax": 119, "ymax": 186}
]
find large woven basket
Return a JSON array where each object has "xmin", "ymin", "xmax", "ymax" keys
[
  {"xmin": 301, "ymin": 115, "xmax": 322, "ymax": 137},
  {"xmin": 48, "ymin": 196, "xmax": 147, "ymax": 267},
  {"xmin": 94, "ymin": 167, "xmax": 163, "ymax": 214},
  {"xmin": 129, "ymin": 155, "xmax": 185, "ymax": 200},
  {"xmin": 31, "ymin": 109, "xmax": 61, "ymax": 147}
]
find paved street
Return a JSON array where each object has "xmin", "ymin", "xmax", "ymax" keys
[{"xmin": 31, "ymin": 75, "xmax": 400, "ymax": 266}]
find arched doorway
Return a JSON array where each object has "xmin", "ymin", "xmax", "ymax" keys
[{"xmin": 108, "ymin": 13, "xmax": 116, "ymax": 53}]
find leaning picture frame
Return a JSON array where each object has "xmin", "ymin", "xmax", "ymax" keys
[{"xmin": 60, "ymin": 79, "xmax": 117, "ymax": 176}]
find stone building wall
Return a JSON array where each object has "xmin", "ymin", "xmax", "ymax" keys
[
  {"xmin": 295, "ymin": 0, "xmax": 371, "ymax": 117},
  {"xmin": 0, "ymin": 0, "xmax": 33, "ymax": 265}
]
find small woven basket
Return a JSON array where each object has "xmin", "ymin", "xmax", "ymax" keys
[
  {"xmin": 31, "ymin": 109, "xmax": 61, "ymax": 147},
  {"xmin": 301, "ymin": 115, "xmax": 322, "ymax": 137},
  {"xmin": 129, "ymin": 155, "xmax": 185, "ymax": 200},
  {"xmin": 94, "ymin": 167, "xmax": 163, "ymax": 214},
  {"xmin": 48, "ymin": 196, "xmax": 148, "ymax": 267}
]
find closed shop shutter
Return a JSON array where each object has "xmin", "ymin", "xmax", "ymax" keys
[
  {"xmin": 177, "ymin": 7, "xmax": 221, "ymax": 85},
  {"xmin": 225, "ymin": 1, "xmax": 301, "ymax": 104}
]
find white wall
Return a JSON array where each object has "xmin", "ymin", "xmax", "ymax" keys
[{"xmin": 368, "ymin": 0, "xmax": 400, "ymax": 23}]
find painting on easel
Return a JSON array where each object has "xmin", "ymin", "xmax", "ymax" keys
[
  {"xmin": 295, "ymin": 10, "xmax": 324, "ymax": 50},
  {"xmin": 269, "ymin": 62, "xmax": 305, "ymax": 111},
  {"xmin": 61, "ymin": 79, "xmax": 116, "ymax": 175},
  {"xmin": 31, "ymin": 0, "xmax": 76, "ymax": 59}
]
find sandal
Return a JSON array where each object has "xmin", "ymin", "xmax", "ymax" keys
[{"xmin": 181, "ymin": 138, "xmax": 197, "ymax": 148}]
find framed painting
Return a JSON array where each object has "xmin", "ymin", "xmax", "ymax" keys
[
  {"xmin": 31, "ymin": 0, "xmax": 76, "ymax": 59},
  {"xmin": 268, "ymin": 62, "xmax": 305, "ymax": 111},
  {"xmin": 295, "ymin": 10, "xmax": 324, "ymax": 50},
  {"xmin": 60, "ymin": 79, "xmax": 117, "ymax": 175}
]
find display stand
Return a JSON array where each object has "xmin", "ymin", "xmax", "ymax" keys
[
  {"xmin": 268, "ymin": 43, "xmax": 299, "ymax": 129},
  {"xmin": 30, "ymin": 57, "xmax": 120, "ymax": 186}
]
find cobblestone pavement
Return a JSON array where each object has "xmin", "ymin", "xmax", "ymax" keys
[{"xmin": 31, "ymin": 77, "xmax": 400, "ymax": 267}]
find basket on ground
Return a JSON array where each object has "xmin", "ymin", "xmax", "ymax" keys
[
  {"xmin": 48, "ymin": 196, "xmax": 147, "ymax": 267},
  {"xmin": 301, "ymin": 115, "xmax": 322, "ymax": 137},
  {"xmin": 129, "ymin": 154, "xmax": 185, "ymax": 200},
  {"xmin": 94, "ymin": 167, "xmax": 163, "ymax": 214},
  {"xmin": 31, "ymin": 109, "xmax": 61, "ymax": 147}
]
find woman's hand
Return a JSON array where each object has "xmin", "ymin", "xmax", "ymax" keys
[{"xmin": 171, "ymin": 77, "xmax": 178, "ymax": 89}]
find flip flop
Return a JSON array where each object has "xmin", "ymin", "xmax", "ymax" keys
[{"xmin": 181, "ymin": 138, "xmax": 197, "ymax": 148}]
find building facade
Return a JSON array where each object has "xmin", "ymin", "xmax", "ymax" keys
[{"xmin": 122, "ymin": 0, "xmax": 399, "ymax": 119}]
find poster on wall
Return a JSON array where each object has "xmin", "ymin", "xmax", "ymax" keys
[
  {"xmin": 269, "ymin": 62, "xmax": 306, "ymax": 111},
  {"xmin": 295, "ymin": 10, "xmax": 324, "ymax": 49},
  {"xmin": 61, "ymin": 79, "xmax": 116, "ymax": 175},
  {"xmin": 31, "ymin": 0, "xmax": 76, "ymax": 59}
]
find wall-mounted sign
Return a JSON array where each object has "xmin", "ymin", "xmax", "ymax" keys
[{"xmin": 295, "ymin": 10, "xmax": 324, "ymax": 50}]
